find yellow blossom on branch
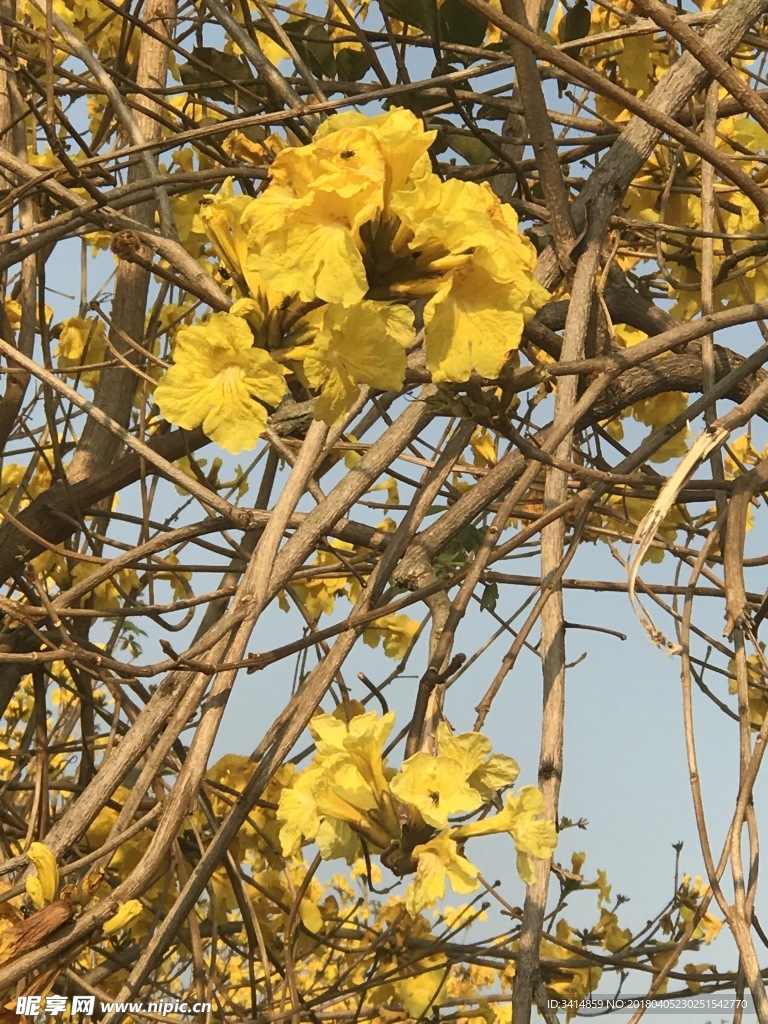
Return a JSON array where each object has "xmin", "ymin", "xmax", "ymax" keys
[
  {"xmin": 406, "ymin": 833, "xmax": 479, "ymax": 917},
  {"xmin": 390, "ymin": 722, "xmax": 519, "ymax": 829},
  {"xmin": 25, "ymin": 842, "xmax": 59, "ymax": 909},
  {"xmin": 390, "ymin": 752, "xmax": 485, "ymax": 829},
  {"xmin": 201, "ymin": 178, "xmax": 283, "ymax": 304},
  {"xmin": 154, "ymin": 311, "xmax": 287, "ymax": 453},
  {"xmin": 298, "ymin": 301, "xmax": 414, "ymax": 423},
  {"xmin": 242, "ymin": 126, "xmax": 388, "ymax": 305},
  {"xmin": 309, "ymin": 706, "xmax": 396, "ymax": 806},
  {"xmin": 55, "ymin": 315, "xmax": 108, "ymax": 389},
  {"xmin": 452, "ymin": 785, "xmax": 558, "ymax": 883},
  {"xmin": 103, "ymin": 899, "xmax": 143, "ymax": 936},
  {"xmin": 390, "ymin": 175, "xmax": 549, "ymax": 380},
  {"xmin": 232, "ymin": 106, "xmax": 545, "ymax": 391},
  {"xmin": 394, "ymin": 954, "xmax": 450, "ymax": 1015},
  {"xmin": 541, "ymin": 918, "xmax": 602, "ymax": 1009},
  {"xmin": 435, "ymin": 721, "xmax": 520, "ymax": 800},
  {"xmin": 362, "ymin": 613, "xmax": 419, "ymax": 659}
]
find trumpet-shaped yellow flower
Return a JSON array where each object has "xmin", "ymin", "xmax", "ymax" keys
[
  {"xmin": 436, "ymin": 721, "xmax": 520, "ymax": 800},
  {"xmin": 242, "ymin": 127, "xmax": 385, "ymax": 305},
  {"xmin": 391, "ymin": 723, "xmax": 520, "ymax": 830},
  {"xmin": 313, "ymin": 106, "xmax": 435, "ymax": 196},
  {"xmin": 315, "ymin": 816, "xmax": 362, "ymax": 862},
  {"xmin": 406, "ymin": 833, "xmax": 479, "ymax": 917},
  {"xmin": 70, "ymin": 563, "xmax": 141, "ymax": 611},
  {"xmin": 206, "ymin": 753, "xmax": 258, "ymax": 820},
  {"xmin": 452, "ymin": 786, "xmax": 558, "ymax": 884},
  {"xmin": 299, "ymin": 301, "xmax": 414, "ymax": 423},
  {"xmin": 205, "ymin": 107, "xmax": 547, "ymax": 398},
  {"xmin": 103, "ymin": 899, "xmax": 143, "ymax": 936},
  {"xmin": 25, "ymin": 842, "xmax": 59, "ymax": 909},
  {"xmin": 201, "ymin": 178, "xmax": 282, "ymax": 304},
  {"xmin": 422, "ymin": 266, "xmax": 526, "ymax": 381},
  {"xmin": 309, "ymin": 707, "xmax": 395, "ymax": 799},
  {"xmin": 394, "ymin": 955, "xmax": 450, "ymax": 1016},
  {"xmin": 312, "ymin": 755, "xmax": 379, "ymax": 822},
  {"xmin": 56, "ymin": 316, "xmax": 107, "ymax": 389},
  {"xmin": 277, "ymin": 750, "xmax": 394, "ymax": 862},
  {"xmin": 362, "ymin": 612, "xmax": 420, "ymax": 660},
  {"xmin": 241, "ymin": 108, "xmax": 434, "ymax": 305},
  {"xmin": 394, "ymin": 177, "xmax": 523, "ymax": 281},
  {"xmin": 541, "ymin": 918, "xmax": 602, "ymax": 1007},
  {"xmin": 390, "ymin": 752, "xmax": 484, "ymax": 829},
  {"xmin": 391, "ymin": 176, "xmax": 549, "ymax": 381},
  {"xmin": 679, "ymin": 875, "xmax": 723, "ymax": 944},
  {"xmin": 154, "ymin": 311, "xmax": 287, "ymax": 453},
  {"xmin": 276, "ymin": 769, "xmax": 323, "ymax": 857},
  {"xmin": 595, "ymin": 908, "xmax": 633, "ymax": 952}
]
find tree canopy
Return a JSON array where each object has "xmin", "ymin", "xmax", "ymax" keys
[{"xmin": 2, "ymin": 0, "xmax": 768, "ymax": 1021}]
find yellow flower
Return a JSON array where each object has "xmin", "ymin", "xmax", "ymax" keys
[
  {"xmin": 727, "ymin": 651, "xmax": 768, "ymax": 727},
  {"xmin": 314, "ymin": 106, "xmax": 435, "ymax": 196},
  {"xmin": 394, "ymin": 955, "xmax": 449, "ymax": 1016},
  {"xmin": 679, "ymin": 875, "xmax": 723, "ymax": 944},
  {"xmin": 312, "ymin": 756, "xmax": 379, "ymax": 824},
  {"xmin": 70, "ymin": 564, "xmax": 140, "ymax": 611},
  {"xmin": 4, "ymin": 298, "xmax": 22, "ymax": 330},
  {"xmin": 632, "ymin": 391, "xmax": 688, "ymax": 429},
  {"xmin": 595, "ymin": 908, "xmax": 632, "ymax": 952},
  {"xmin": 299, "ymin": 898, "xmax": 323, "ymax": 933},
  {"xmin": 55, "ymin": 316, "xmax": 108, "ymax": 389},
  {"xmin": 390, "ymin": 752, "xmax": 484, "ymax": 829},
  {"xmin": 240, "ymin": 107, "xmax": 434, "ymax": 305},
  {"xmin": 394, "ymin": 177, "xmax": 519, "ymax": 280},
  {"xmin": 299, "ymin": 301, "xmax": 413, "ymax": 423},
  {"xmin": 313, "ymin": 809, "xmax": 365, "ymax": 861},
  {"xmin": 171, "ymin": 188, "xmax": 209, "ymax": 252},
  {"xmin": 309, "ymin": 707, "xmax": 395, "ymax": 801},
  {"xmin": 452, "ymin": 786, "xmax": 557, "ymax": 884},
  {"xmin": 436, "ymin": 721, "xmax": 519, "ymax": 800},
  {"xmin": 391, "ymin": 176, "xmax": 548, "ymax": 381},
  {"xmin": 684, "ymin": 963, "xmax": 715, "ymax": 993},
  {"xmin": 276, "ymin": 769, "xmax": 323, "ymax": 857},
  {"xmin": 541, "ymin": 918, "xmax": 602, "ymax": 1010},
  {"xmin": 242, "ymin": 127, "xmax": 385, "ymax": 305},
  {"xmin": 206, "ymin": 754, "xmax": 258, "ymax": 820},
  {"xmin": 596, "ymin": 868, "xmax": 611, "ymax": 905},
  {"xmin": 421, "ymin": 267, "xmax": 525, "ymax": 381},
  {"xmin": 471, "ymin": 428, "xmax": 498, "ymax": 467},
  {"xmin": 222, "ymin": 129, "xmax": 286, "ymax": 167},
  {"xmin": 362, "ymin": 612, "xmax": 419, "ymax": 660},
  {"xmin": 103, "ymin": 899, "xmax": 143, "ymax": 936},
  {"xmin": 201, "ymin": 178, "xmax": 280, "ymax": 303},
  {"xmin": 287, "ymin": 541, "xmax": 357, "ymax": 618},
  {"xmin": 154, "ymin": 311, "xmax": 287, "ymax": 453},
  {"xmin": 277, "ymin": 753, "xmax": 392, "ymax": 861},
  {"xmin": 406, "ymin": 833, "xmax": 479, "ymax": 916},
  {"xmin": 25, "ymin": 842, "xmax": 59, "ymax": 908}
]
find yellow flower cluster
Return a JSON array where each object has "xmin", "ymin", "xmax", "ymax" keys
[
  {"xmin": 155, "ymin": 108, "xmax": 547, "ymax": 449},
  {"xmin": 276, "ymin": 703, "xmax": 556, "ymax": 916}
]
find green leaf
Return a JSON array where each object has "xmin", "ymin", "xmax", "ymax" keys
[
  {"xmin": 438, "ymin": 0, "xmax": 487, "ymax": 46},
  {"xmin": 178, "ymin": 47, "xmax": 262, "ymax": 105},
  {"xmin": 286, "ymin": 20, "xmax": 336, "ymax": 78},
  {"xmin": 379, "ymin": 0, "xmax": 436, "ymax": 33},
  {"xmin": 480, "ymin": 582, "xmax": 499, "ymax": 613},
  {"xmin": 443, "ymin": 129, "xmax": 495, "ymax": 165},
  {"xmin": 477, "ymin": 101, "xmax": 510, "ymax": 120},
  {"xmin": 336, "ymin": 46, "xmax": 370, "ymax": 82}
]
